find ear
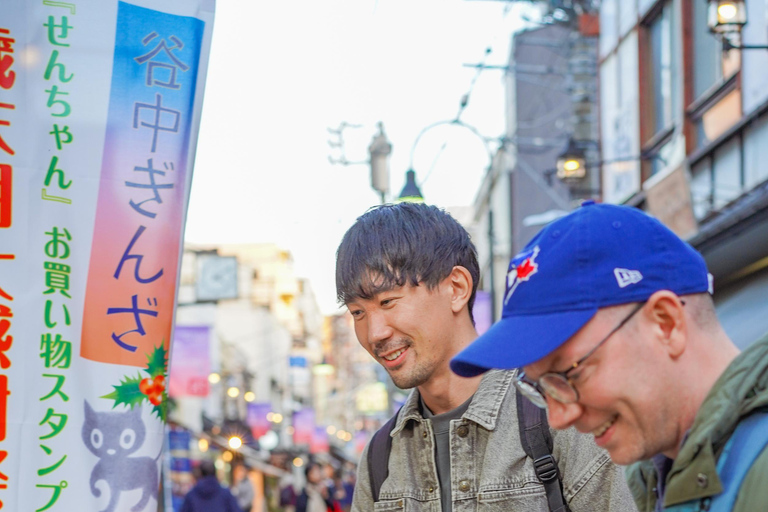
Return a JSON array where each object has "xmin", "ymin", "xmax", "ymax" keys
[
  {"xmin": 447, "ymin": 266, "xmax": 473, "ymax": 315},
  {"xmin": 644, "ymin": 291, "xmax": 687, "ymax": 358}
]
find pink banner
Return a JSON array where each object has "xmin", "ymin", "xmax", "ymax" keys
[
  {"xmin": 168, "ymin": 325, "xmax": 210, "ymax": 397},
  {"xmin": 246, "ymin": 402, "xmax": 272, "ymax": 440},
  {"xmin": 293, "ymin": 408, "xmax": 314, "ymax": 446},
  {"xmin": 310, "ymin": 426, "xmax": 329, "ymax": 454}
]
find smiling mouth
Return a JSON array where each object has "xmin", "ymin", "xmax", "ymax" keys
[
  {"xmin": 382, "ymin": 347, "xmax": 407, "ymax": 361},
  {"xmin": 592, "ymin": 416, "xmax": 618, "ymax": 438}
]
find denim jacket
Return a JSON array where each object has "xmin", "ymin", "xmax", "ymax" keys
[{"xmin": 351, "ymin": 370, "xmax": 637, "ymax": 512}]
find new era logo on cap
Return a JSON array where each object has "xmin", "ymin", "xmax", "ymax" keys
[{"xmin": 614, "ymin": 268, "xmax": 643, "ymax": 288}]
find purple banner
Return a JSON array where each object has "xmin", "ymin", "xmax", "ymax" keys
[
  {"xmin": 293, "ymin": 408, "xmax": 315, "ymax": 446},
  {"xmin": 246, "ymin": 402, "xmax": 272, "ymax": 439},
  {"xmin": 473, "ymin": 290, "xmax": 493, "ymax": 336},
  {"xmin": 310, "ymin": 426, "xmax": 329, "ymax": 454},
  {"xmin": 168, "ymin": 325, "xmax": 211, "ymax": 397}
]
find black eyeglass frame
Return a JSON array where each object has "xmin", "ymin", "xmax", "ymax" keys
[{"xmin": 515, "ymin": 301, "xmax": 649, "ymax": 408}]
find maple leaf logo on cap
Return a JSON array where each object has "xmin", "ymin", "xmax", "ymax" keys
[{"xmin": 504, "ymin": 246, "xmax": 540, "ymax": 305}]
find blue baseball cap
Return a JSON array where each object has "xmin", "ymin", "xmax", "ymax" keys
[{"xmin": 451, "ymin": 201, "xmax": 712, "ymax": 378}]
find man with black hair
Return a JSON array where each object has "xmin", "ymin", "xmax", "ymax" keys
[{"xmin": 336, "ymin": 202, "xmax": 636, "ymax": 511}]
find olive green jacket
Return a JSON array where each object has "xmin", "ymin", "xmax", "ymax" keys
[{"xmin": 627, "ymin": 335, "xmax": 768, "ymax": 511}]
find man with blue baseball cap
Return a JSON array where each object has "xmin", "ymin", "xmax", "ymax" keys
[{"xmin": 451, "ymin": 201, "xmax": 768, "ymax": 511}]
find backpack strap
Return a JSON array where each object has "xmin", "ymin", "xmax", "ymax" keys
[
  {"xmin": 368, "ymin": 411, "xmax": 399, "ymax": 502},
  {"xmin": 516, "ymin": 390, "xmax": 571, "ymax": 512}
]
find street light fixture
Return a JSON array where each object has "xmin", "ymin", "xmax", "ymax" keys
[
  {"xmin": 396, "ymin": 118, "xmax": 494, "ymax": 204},
  {"xmin": 556, "ymin": 138, "xmax": 587, "ymax": 181},
  {"xmin": 368, "ymin": 122, "xmax": 392, "ymax": 204},
  {"xmin": 396, "ymin": 170, "xmax": 425, "ymax": 203},
  {"xmin": 707, "ymin": 0, "xmax": 747, "ymax": 34},
  {"xmin": 707, "ymin": 0, "xmax": 768, "ymax": 50}
]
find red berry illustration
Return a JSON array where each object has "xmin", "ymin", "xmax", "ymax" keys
[
  {"xmin": 139, "ymin": 378, "xmax": 153, "ymax": 395},
  {"xmin": 153, "ymin": 375, "xmax": 165, "ymax": 392},
  {"xmin": 149, "ymin": 393, "xmax": 162, "ymax": 406}
]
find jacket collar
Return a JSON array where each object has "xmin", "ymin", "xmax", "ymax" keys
[
  {"xmin": 391, "ymin": 369, "xmax": 513, "ymax": 436},
  {"xmin": 629, "ymin": 336, "xmax": 768, "ymax": 508}
]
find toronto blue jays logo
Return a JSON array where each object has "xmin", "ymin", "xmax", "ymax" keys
[{"xmin": 504, "ymin": 246, "xmax": 540, "ymax": 305}]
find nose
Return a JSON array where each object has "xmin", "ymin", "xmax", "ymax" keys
[
  {"xmin": 545, "ymin": 396, "xmax": 583, "ymax": 430},
  {"xmin": 366, "ymin": 310, "xmax": 393, "ymax": 346}
]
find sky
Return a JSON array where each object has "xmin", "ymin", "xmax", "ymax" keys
[{"xmin": 184, "ymin": 0, "xmax": 536, "ymax": 315}]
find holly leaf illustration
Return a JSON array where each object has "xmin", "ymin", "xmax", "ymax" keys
[
  {"xmin": 101, "ymin": 373, "xmax": 146, "ymax": 410},
  {"xmin": 145, "ymin": 343, "xmax": 168, "ymax": 379},
  {"xmin": 152, "ymin": 392, "xmax": 167, "ymax": 421}
]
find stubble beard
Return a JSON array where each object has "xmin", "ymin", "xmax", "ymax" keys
[
  {"xmin": 377, "ymin": 339, "xmax": 432, "ymax": 390},
  {"xmin": 389, "ymin": 363, "xmax": 431, "ymax": 390}
]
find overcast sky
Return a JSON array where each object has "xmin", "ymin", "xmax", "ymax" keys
[{"xmin": 184, "ymin": 0, "xmax": 534, "ymax": 315}]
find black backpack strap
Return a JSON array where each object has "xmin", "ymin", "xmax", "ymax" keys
[
  {"xmin": 516, "ymin": 390, "xmax": 571, "ymax": 512},
  {"xmin": 368, "ymin": 411, "xmax": 399, "ymax": 502}
]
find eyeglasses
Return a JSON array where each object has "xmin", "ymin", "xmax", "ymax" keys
[{"xmin": 515, "ymin": 302, "xmax": 646, "ymax": 409}]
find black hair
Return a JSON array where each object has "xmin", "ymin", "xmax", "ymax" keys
[
  {"xmin": 304, "ymin": 461, "xmax": 322, "ymax": 480},
  {"xmin": 199, "ymin": 459, "xmax": 216, "ymax": 478},
  {"xmin": 335, "ymin": 203, "xmax": 480, "ymax": 322}
]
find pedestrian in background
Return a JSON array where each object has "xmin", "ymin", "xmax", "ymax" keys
[
  {"xmin": 278, "ymin": 473, "xmax": 297, "ymax": 512},
  {"xmin": 296, "ymin": 462, "xmax": 340, "ymax": 512},
  {"xmin": 230, "ymin": 462, "xmax": 254, "ymax": 512},
  {"xmin": 335, "ymin": 202, "xmax": 636, "ymax": 511},
  {"xmin": 180, "ymin": 459, "xmax": 242, "ymax": 512},
  {"xmin": 452, "ymin": 202, "xmax": 768, "ymax": 511}
]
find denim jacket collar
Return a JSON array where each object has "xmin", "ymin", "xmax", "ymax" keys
[{"xmin": 391, "ymin": 369, "xmax": 514, "ymax": 436}]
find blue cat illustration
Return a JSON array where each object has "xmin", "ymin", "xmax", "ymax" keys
[{"xmin": 82, "ymin": 401, "xmax": 160, "ymax": 512}]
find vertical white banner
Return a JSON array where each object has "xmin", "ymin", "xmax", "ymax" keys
[{"xmin": 0, "ymin": 1, "xmax": 214, "ymax": 510}]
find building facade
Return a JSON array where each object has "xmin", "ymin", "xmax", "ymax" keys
[
  {"xmin": 599, "ymin": 0, "xmax": 768, "ymax": 347},
  {"xmin": 472, "ymin": 16, "xmax": 600, "ymax": 320}
]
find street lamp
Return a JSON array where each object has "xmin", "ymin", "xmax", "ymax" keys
[
  {"xmin": 555, "ymin": 138, "xmax": 586, "ymax": 181},
  {"xmin": 396, "ymin": 118, "xmax": 494, "ymax": 204},
  {"xmin": 396, "ymin": 170, "xmax": 425, "ymax": 203},
  {"xmin": 707, "ymin": 0, "xmax": 768, "ymax": 50},
  {"xmin": 368, "ymin": 122, "xmax": 392, "ymax": 204},
  {"xmin": 707, "ymin": 0, "xmax": 747, "ymax": 34}
]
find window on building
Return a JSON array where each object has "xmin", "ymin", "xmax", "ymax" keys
[
  {"xmin": 646, "ymin": 2, "xmax": 678, "ymax": 137},
  {"xmin": 744, "ymin": 113, "xmax": 768, "ymax": 189},
  {"xmin": 691, "ymin": 0, "xmax": 740, "ymax": 99},
  {"xmin": 713, "ymin": 136, "xmax": 742, "ymax": 210},
  {"xmin": 688, "ymin": 0, "xmax": 741, "ymax": 150},
  {"xmin": 640, "ymin": 1, "xmax": 681, "ymax": 179},
  {"xmin": 689, "ymin": 133, "xmax": 745, "ymax": 220},
  {"xmin": 692, "ymin": 0, "xmax": 720, "ymax": 98},
  {"xmin": 689, "ymin": 157, "xmax": 712, "ymax": 221}
]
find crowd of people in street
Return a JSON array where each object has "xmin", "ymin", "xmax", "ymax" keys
[
  {"xmin": 178, "ymin": 457, "xmax": 355, "ymax": 512},
  {"xmin": 280, "ymin": 460, "xmax": 355, "ymax": 512}
]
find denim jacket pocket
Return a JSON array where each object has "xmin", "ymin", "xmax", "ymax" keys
[
  {"xmin": 375, "ymin": 496, "xmax": 443, "ymax": 512},
  {"xmin": 475, "ymin": 483, "xmax": 550, "ymax": 511},
  {"xmin": 374, "ymin": 498, "xmax": 406, "ymax": 512}
]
